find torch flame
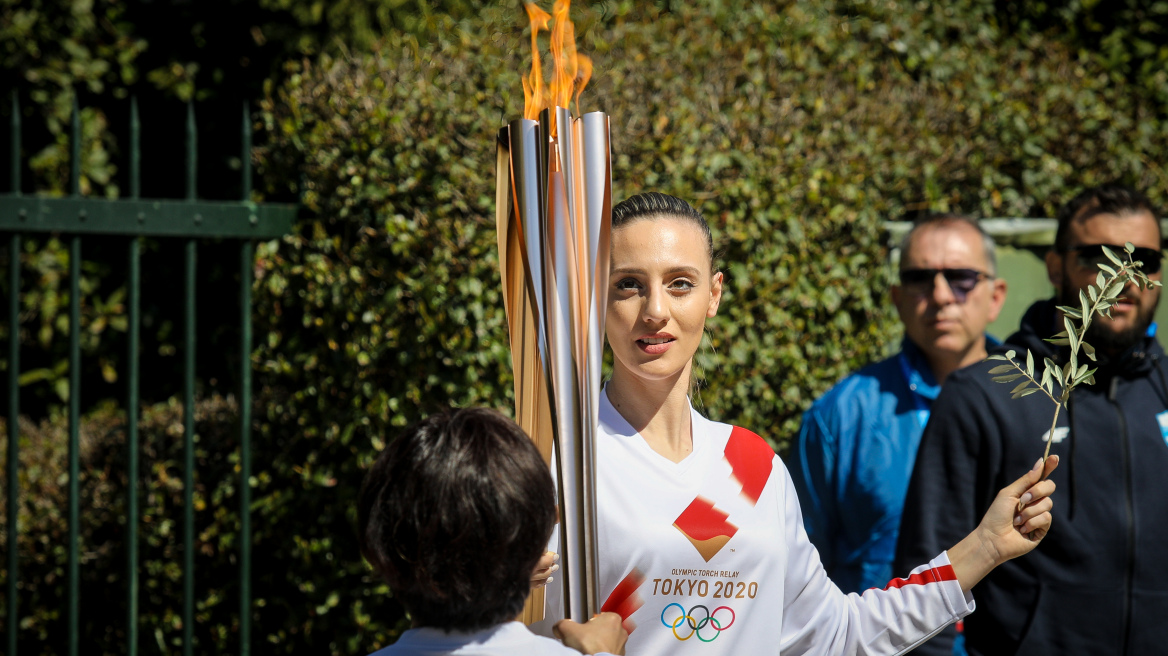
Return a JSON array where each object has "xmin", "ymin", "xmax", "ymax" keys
[
  {"xmin": 523, "ymin": 0, "xmax": 592, "ymax": 123},
  {"xmin": 574, "ymin": 56, "xmax": 592, "ymax": 114},
  {"xmin": 522, "ymin": 3, "xmax": 551, "ymax": 120},
  {"xmin": 548, "ymin": 0, "xmax": 576, "ymax": 110}
]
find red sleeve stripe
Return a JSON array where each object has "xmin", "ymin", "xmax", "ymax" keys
[{"xmin": 882, "ymin": 564, "xmax": 957, "ymax": 591}]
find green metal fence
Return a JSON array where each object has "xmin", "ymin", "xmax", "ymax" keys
[{"xmin": 2, "ymin": 90, "xmax": 297, "ymax": 655}]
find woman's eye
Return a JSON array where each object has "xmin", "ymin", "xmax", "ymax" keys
[
  {"xmin": 615, "ymin": 278, "xmax": 641, "ymax": 291},
  {"xmin": 668, "ymin": 279, "xmax": 696, "ymax": 291}
]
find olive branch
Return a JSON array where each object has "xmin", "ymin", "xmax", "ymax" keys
[{"xmin": 987, "ymin": 242, "xmax": 1162, "ymax": 468}]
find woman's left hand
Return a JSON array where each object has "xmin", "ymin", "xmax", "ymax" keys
[
  {"xmin": 981, "ymin": 455, "xmax": 1059, "ymax": 559},
  {"xmin": 950, "ymin": 455, "xmax": 1058, "ymax": 591}
]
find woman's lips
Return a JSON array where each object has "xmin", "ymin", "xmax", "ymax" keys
[{"xmin": 636, "ymin": 334, "xmax": 676, "ymax": 355}]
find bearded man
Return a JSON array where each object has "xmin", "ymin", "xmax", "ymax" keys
[{"xmin": 895, "ymin": 184, "xmax": 1167, "ymax": 656}]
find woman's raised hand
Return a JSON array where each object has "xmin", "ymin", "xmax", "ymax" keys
[
  {"xmin": 982, "ymin": 455, "xmax": 1059, "ymax": 557},
  {"xmin": 949, "ymin": 455, "xmax": 1059, "ymax": 592}
]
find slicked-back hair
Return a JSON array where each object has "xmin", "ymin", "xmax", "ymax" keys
[
  {"xmin": 1054, "ymin": 183, "xmax": 1161, "ymax": 252},
  {"xmin": 612, "ymin": 191, "xmax": 714, "ymax": 265},
  {"xmin": 899, "ymin": 212, "xmax": 998, "ymax": 276},
  {"xmin": 357, "ymin": 407, "xmax": 556, "ymax": 632}
]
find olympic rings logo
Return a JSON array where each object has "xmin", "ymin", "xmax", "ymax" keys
[{"xmin": 660, "ymin": 603, "xmax": 736, "ymax": 642}]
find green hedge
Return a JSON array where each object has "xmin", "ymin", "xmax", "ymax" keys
[
  {"xmin": 0, "ymin": 397, "xmax": 252, "ymax": 655},
  {"xmin": 254, "ymin": 0, "xmax": 1168, "ymax": 448},
  {"xmin": 6, "ymin": 1, "xmax": 1168, "ymax": 654}
]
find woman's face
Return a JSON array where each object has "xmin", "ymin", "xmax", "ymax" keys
[{"xmin": 606, "ymin": 216, "xmax": 723, "ymax": 383}]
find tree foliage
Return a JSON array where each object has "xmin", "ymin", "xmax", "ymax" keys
[
  {"xmin": 995, "ymin": 0, "xmax": 1168, "ymax": 108},
  {"xmin": 1, "ymin": 0, "xmax": 144, "ymax": 195},
  {"xmin": 0, "ymin": 397, "xmax": 253, "ymax": 655}
]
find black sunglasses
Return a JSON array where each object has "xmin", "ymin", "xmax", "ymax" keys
[
  {"xmin": 1064, "ymin": 244, "xmax": 1162, "ymax": 275},
  {"xmin": 899, "ymin": 268, "xmax": 992, "ymax": 303}
]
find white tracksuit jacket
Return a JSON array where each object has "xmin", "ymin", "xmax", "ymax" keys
[{"xmin": 535, "ymin": 388, "xmax": 975, "ymax": 655}]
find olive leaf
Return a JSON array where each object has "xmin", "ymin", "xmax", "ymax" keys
[{"xmin": 989, "ymin": 242, "xmax": 1163, "ymax": 468}]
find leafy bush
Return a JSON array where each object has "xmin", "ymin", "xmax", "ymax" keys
[
  {"xmin": 255, "ymin": 0, "xmax": 1168, "ymax": 448},
  {"xmin": 0, "ymin": 0, "xmax": 144, "ymax": 196},
  {"xmin": 997, "ymin": 0, "xmax": 1168, "ymax": 109},
  {"xmin": 0, "ymin": 396, "xmax": 252, "ymax": 655},
  {"xmin": 0, "ymin": 0, "xmax": 495, "ymax": 420}
]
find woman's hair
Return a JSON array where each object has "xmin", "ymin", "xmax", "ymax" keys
[
  {"xmin": 612, "ymin": 191, "xmax": 714, "ymax": 265},
  {"xmin": 357, "ymin": 407, "xmax": 556, "ymax": 632}
]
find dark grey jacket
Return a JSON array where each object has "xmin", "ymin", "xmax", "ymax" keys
[{"xmin": 895, "ymin": 299, "xmax": 1168, "ymax": 656}]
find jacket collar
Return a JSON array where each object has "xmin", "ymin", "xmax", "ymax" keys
[{"xmin": 900, "ymin": 339, "xmax": 942, "ymax": 401}]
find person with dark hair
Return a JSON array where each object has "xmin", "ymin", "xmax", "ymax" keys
[
  {"xmin": 895, "ymin": 183, "xmax": 1167, "ymax": 655},
  {"xmin": 790, "ymin": 213, "xmax": 1007, "ymax": 598},
  {"xmin": 358, "ymin": 407, "xmax": 628, "ymax": 655},
  {"xmin": 533, "ymin": 192, "xmax": 1059, "ymax": 656}
]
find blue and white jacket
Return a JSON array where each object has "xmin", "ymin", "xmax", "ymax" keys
[{"xmin": 788, "ymin": 339, "xmax": 941, "ymax": 594}]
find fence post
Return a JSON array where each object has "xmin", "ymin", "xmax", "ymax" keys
[
  {"xmin": 67, "ymin": 94, "xmax": 82, "ymax": 656},
  {"xmin": 125, "ymin": 92, "xmax": 142, "ymax": 656},
  {"xmin": 182, "ymin": 99, "xmax": 198, "ymax": 656},
  {"xmin": 7, "ymin": 87, "xmax": 22, "ymax": 656},
  {"xmin": 239, "ymin": 99, "xmax": 254, "ymax": 656}
]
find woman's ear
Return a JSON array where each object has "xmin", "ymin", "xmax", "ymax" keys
[{"xmin": 707, "ymin": 271, "xmax": 724, "ymax": 318}]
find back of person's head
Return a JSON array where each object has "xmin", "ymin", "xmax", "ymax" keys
[
  {"xmin": 1054, "ymin": 184, "xmax": 1160, "ymax": 252},
  {"xmin": 358, "ymin": 407, "xmax": 556, "ymax": 632}
]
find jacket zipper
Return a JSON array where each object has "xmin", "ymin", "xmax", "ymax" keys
[{"xmin": 1109, "ymin": 377, "xmax": 1135, "ymax": 655}]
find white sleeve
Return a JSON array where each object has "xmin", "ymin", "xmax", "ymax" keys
[{"xmin": 777, "ymin": 467, "xmax": 975, "ymax": 656}]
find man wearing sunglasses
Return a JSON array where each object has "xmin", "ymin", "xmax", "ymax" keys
[
  {"xmin": 790, "ymin": 213, "xmax": 1007, "ymax": 605},
  {"xmin": 896, "ymin": 184, "xmax": 1167, "ymax": 656}
]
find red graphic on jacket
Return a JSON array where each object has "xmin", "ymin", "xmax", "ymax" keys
[
  {"xmin": 724, "ymin": 427, "xmax": 774, "ymax": 504},
  {"xmin": 601, "ymin": 569, "xmax": 646, "ymax": 634},
  {"xmin": 673, "ymin": 496, "xmax": 738, "ymax": 562},
  {"xmin": 671, "ymin": 427, "xmax": 774, "ymax": 561}
]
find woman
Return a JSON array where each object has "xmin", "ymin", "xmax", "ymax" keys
[{"xmin": 534, "ymin": 192, "xmax": 1057, "ymax": 655}]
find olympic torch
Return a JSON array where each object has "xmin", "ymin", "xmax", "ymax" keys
[{"xmin": 495, "ymin": 0, "xmax": 610, "ymax": 624}]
